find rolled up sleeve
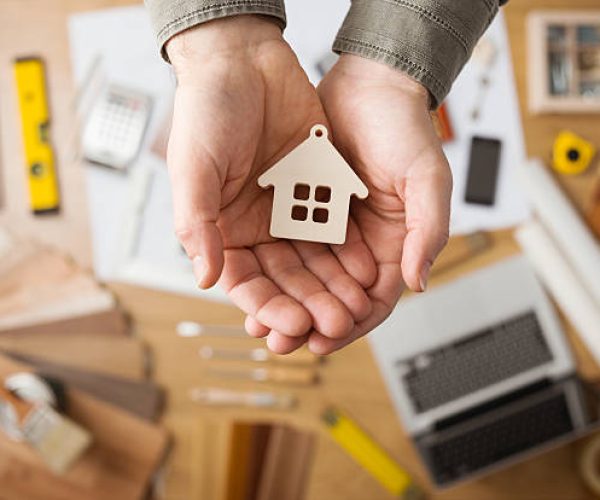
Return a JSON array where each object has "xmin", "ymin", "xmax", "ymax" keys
[
  {"xmin": 333, "ymin": 0, "xmax": 500, "ymax": 107},
  {"xmin": 145, "ymin": 0, "xmax": 287, "ymax": 61}
]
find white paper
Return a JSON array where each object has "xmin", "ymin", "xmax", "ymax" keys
[
  {"xmin": 519, "ymin": 158, "xmax": 600, "ymax": 306},
  {"xmin": 443, "ymin": 12, "xmax": 530, "ymax": 234},
  {"xmin": 69, "ymin": 5, "xmax": 530, "ymax": 298}
]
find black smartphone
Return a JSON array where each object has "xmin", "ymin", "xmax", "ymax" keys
[{"xmin": 464, "ymin": 136, "xmax": 502, "ymax": 206}]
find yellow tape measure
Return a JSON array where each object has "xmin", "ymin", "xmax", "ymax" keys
[
  {"xmin": 14, "ymin": 57, "xmax": 60, "ymax": 214},
  {"xmin": 322, "ymin": 408, "xmax": 425, "ymax": 499}
]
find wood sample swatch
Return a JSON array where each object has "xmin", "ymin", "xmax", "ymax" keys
[
  {"xmin": 224, "ymin": 423, "xmax": 272, "ymax": 500},
  {"xmin": 0, "ymin": 230, "xmax": 116, "ymax": 332},
  {"xmin": 0, "ymin": 333, "xmax": 148, "ymax": 380},
  {"xmin": 0, "ymin": 308, "xmax": 130, "ymax": 338},
  {"xmin": 223, "ymin": 423, "xmax": 315, "ymax": 500},
  {"xmin": 0, "ymin": 355, "xmax": 169, "ymax": 500},
  {"xmin": 256, "ymin": 425, "xmax": 315, "ymax": 500},
  {"xmin": 5, "ymin": 353, "xmax": 163, "ymax": 421}
]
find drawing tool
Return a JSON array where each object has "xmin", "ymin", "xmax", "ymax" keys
[
  {"xmin": 14, "ymin": 57, "xmax": 60, "ymax": 214},
  {"xmin": 190, "ymin": 388, "xmax": 296, "ymax": 410},
  {"xmin": 199, "ymin": 346, "xmax": 318, "ymax": 366},
  {"xmin": 207, "ymin": 366, "xmax": 318, "ymax": 386},
  {"xmin": 470, "ymin": 36, "xmax": 498, "ymax": 121},
  {"xmin": 322, "ymin": 408, "xmax": 424, "ymax": 500},
  {"xmin": 177, "ymin": 321, "xmax": 248, "ymax": 338},
  {"xmin": 0, "ymin": 384, "xmax": 92, "ymax": 474}
]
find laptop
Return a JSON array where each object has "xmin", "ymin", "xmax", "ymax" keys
[{"xmin": 369, "ymin": 256, "xmax": 598, "ymax": 487}]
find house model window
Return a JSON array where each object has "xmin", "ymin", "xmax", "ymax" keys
[{"xmin": 258, "ymin": 125, "xmax": 368, "ymax": 245}]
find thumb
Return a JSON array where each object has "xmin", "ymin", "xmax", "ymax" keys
[
  {"xmin": 399, "ymin": 162, "xmax": 452, "ymax": 292},
  {"xmin": 168, "ymin": 135, "xmax": 225, "ymax": 290}
]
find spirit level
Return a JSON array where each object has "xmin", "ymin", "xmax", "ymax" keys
[{"xmin": 14, "ymin": 57, "xmax": 60, "ymax": 214}]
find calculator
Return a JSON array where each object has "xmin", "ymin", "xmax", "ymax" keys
[{"xmin": 82, "ymin": 84, "xmax": 152, "ymax": 170}]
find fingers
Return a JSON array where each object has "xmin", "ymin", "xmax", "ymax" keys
[
  {"xmin": 245, "ymin": 315, "xmax": 270, "ymax": 338},
  {"xmin": 168, "ymin": 106, "xmax": 224, "ymax": 289},
  {"xmin": 266, "ymin": 331, "xmax": 309, "ymax": 354},
  {"xmin": 254, "ymin": 241, "xmax": 354, "ymax": 340},
  {"xmin": 308, "ymin": 261, "xmax": 405, "ymax": 355},
  {"xmin": 220, "ymin": 249, "xmax": 312, "ymax": 337},
  {"xmin": 244, "ymin": 317, "xmax": 309, "ymax": 354},
  {"xmin": 398, "ymin": 163, "xmax": 452, "ymax": 292},
  {"xmin": 330, "ymin": 219, "xmax": 377, "ymax": 288},
  {"xmin": 292, "ymin": 240, "xmax": 372, "ymax": 322}
]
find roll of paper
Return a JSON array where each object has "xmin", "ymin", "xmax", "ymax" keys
[
  {"xmin": 519, "ymin": 159, "xmax": 600, "ymax": 306},
  {"xmin": 516, "ymin": 220, "xmax": 600, "ymax": 365}
]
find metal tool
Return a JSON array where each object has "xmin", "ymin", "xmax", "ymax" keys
[
  {"xmin": 177, "ymin": 322, "xmax": 248, "ymax": 338},
  {"xmin": 199, "ymin": 346, "xmax": 318, "ymax": 366},
  {"xmin": 207, "ymin": 366, "xmax": 318, "ymax": 386},
  {"xmin": 189, "ymin": 387, "xmax": 296, "ymax": 410}
]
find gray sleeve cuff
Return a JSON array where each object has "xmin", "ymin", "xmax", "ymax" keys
[
  {"xmin": 145, "ymin": 0, "xmax": 287, "ymax": 61},
  {"xmin": 333, "ymin": 0, "xmax": 499, "ymax": 107}
]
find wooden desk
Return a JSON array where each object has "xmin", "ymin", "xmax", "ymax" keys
[{"xmin": 1, "ymin": 1, "xmax": 599, "ymax": 499}]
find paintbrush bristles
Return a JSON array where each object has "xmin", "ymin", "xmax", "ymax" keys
[{"xmin": 21, "ymin": 405, "xmax": 92, "ymax": 474}]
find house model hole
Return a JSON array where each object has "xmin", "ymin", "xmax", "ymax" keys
[
  {"xmin": 313, "ymin": 208, "xmax": 329, "ymax": 224},
  {"xmin": 315, "ymin": 186, "xmax": 332, "ymax": 203},
  {"xmin": 291, "ymin": 205, "xmax": 308, "ymax": 221},
  {"xmin": 293, "ymin": 183, "xmax": 310, "ymax": 201}
]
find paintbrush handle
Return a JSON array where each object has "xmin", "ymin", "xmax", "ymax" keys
[
  {"xmin": 0, "ymin": 384, "xmax": 33, "ymax": 423},
  {"xmin": 264, "ymin": 367, "xmax": 318, "ymax": 385}
]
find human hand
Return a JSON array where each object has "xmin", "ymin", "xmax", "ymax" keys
[
  {"xmin": 166, "ymin": 18, "xmax": 376, "ymax": 353},
  {"xmin": 311, "ymin": 54, "xmax": 453, "ymax": 354}
]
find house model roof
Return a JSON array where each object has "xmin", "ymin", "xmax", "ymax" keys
[{"xmin": 258, "ymin": 125, "xmax": 368, "ymax": 199}]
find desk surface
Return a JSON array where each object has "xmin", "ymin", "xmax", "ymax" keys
[{"xmin": 1, "ymin": 1, "xmax": 600, "ymax": 499}]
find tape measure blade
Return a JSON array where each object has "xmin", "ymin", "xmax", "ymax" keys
[{"xmin": 324, "ymin": 409, "xmax": 414, "ymax": 496}]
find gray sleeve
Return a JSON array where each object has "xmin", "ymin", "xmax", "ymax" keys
[
  {"xmin": 333, "ymin": 0, "xmax": 501, "ymax": 107},
  {"xmin": 144, "ymin": 0, "xmax": 287, "ymax": 61}
]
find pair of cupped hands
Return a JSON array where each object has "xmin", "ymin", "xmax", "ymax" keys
[{"xmin": 167, "ymin": 16, "xmax": 452, "ymax": 355}]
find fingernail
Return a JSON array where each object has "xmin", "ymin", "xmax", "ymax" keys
[
  {"xmin": 419, "ymin": 263, "xmax": 431, "ymax": 292},
  {"xmin": 192, "ymin": 256, "xmax": 206, "ymax": 286}
]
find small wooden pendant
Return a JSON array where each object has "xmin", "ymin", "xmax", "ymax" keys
[{"xmin": 258, "ymin": 125, "xmax": 368, "ymax": 245}]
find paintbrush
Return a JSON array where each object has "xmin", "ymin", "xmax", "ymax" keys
[{"xmin": 0, "ymin": 385, "xmax": 92, "ymax": 474}]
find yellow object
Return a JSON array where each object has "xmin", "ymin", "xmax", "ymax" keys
[
  {"xmin": 580, "ymin": 434, "xmax": 600, "ymax": 496},
  {"xmin": 552, "ymin": 130, "xmax": 596, "ymax": 176},
  {"xmin": 322, "ymin": 408, "xmax": 424, "ymax": 500},
  {"xmin": 14, "ymin": 57, "xmax": 60, "ymax": 214}
]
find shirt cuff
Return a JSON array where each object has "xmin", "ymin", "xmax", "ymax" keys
[
  {"xmin": 333, "ymin": 0, "xmax": 499, "ymax": 108},
  {"xmin": 145, "ymin": 0, "xmax": 287, "ymax": 62}
]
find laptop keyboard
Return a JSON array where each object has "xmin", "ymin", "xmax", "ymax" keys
[
  {"xmin": 399, "ymin": 311, "xmax": 554, "ymax": 413},
  {"xmin": 417, "ymin": 388, "xmax": 574, "ymax": 485}
]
